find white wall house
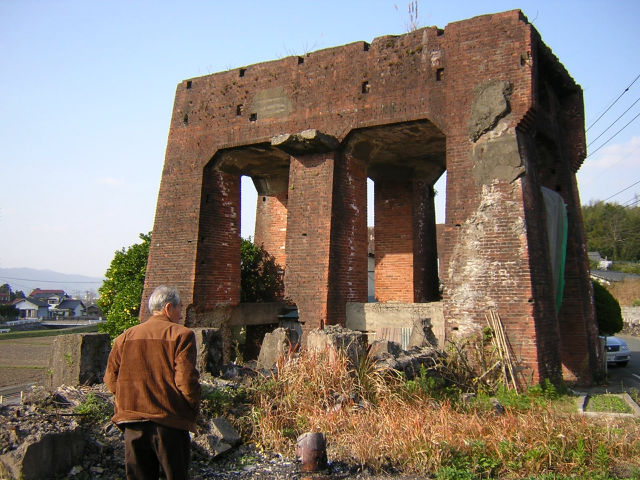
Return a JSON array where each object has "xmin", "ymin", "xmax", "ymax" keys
[{"xmin": 13, "ymin": 298, "xmax": 50, "ymax": 319}]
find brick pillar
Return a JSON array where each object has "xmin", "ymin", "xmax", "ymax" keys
[
  {"xmin": 413, "ymin": 180, "xmax": 440, "ymax": 302},
  {"xmin": 254, "ymin": 190, "xmax": 288, "ymax": 268},
  {"xmin": 374, "ymin": 175, "xmax": 414, "ymax": 302},
  {"xmin": 284, "ymin": 151, "xmax": 335, "ymax": 334},
  {"xmin": 284, "ymin": 149, "xmax": 367, "ymax": 335},
  {"xmin": 193, "ymin": 167, "xmax": 241, "ymax": 310},
  {"xmin": 327, "ymin": 153, "xmax": 368, "ymax": 325}
]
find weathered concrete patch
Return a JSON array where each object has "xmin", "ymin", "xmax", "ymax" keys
[
  {"xmin": 346, "ymin": 302, "xmax": 445, "ymax": 348},
  {"xmin": 446, "ymin": 184, "xmax": 526, "ymax": 334},
  {"xmin": 471, "ymin": 129, "xmax": 525, "ymax": 185},
  {"xmin": 467, "ymin": 79, "xmax": 512, "ymax": 141},
  {"xmin": 250, "ymin": 87, "xmax": 292, "ymax": 120}
]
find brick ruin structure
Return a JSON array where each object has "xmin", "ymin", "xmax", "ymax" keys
[{"xmin": 142, "ymin": 10, "xmax": 602, "ymax": 385}]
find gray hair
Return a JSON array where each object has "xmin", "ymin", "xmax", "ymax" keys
[{"xmin": 148, "ymin": 285, "xmax": 181, "ymax": 313}]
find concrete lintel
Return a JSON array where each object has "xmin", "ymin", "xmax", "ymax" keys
[{"xmin": 271, "ymin": 129, "xmax": 339, "ymax": 155}]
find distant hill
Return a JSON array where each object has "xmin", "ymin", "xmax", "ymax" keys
[{"xmin": 0, "ymin": 268, "xmax": 103, "ymax": 298}]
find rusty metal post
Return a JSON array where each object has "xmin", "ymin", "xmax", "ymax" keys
[{"xmin": 296, "ymin": 432, "xmax": 328, "ymax": 472}]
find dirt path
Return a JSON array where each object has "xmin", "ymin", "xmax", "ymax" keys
[{"xmin": 0, "ymin": 336, "xmax": 54, "ymax": 388}]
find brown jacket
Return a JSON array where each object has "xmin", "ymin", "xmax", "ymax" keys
[{"xmin": 104, "ymin": 314, "xmax": 201, "ymax": 432}]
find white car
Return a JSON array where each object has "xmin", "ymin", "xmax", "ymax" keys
[{"xmin": 604, "ymin": 336, "xmax": 631, "ymax": 367}]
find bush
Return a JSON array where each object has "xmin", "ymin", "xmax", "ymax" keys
[{"xmin": 592, "ymin": 280, "xmax": 623, "ymax": 335}]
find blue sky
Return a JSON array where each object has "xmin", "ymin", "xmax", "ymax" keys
[{"xmin": 1, "ymin": 0, "xmax": 639, "ymax": 278}]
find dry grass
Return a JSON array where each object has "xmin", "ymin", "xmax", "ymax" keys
[
  {"xmin": 610, "ymin": 278, "xmax": 640, "ymax": 306},
  {"xmin": 246, "ymin": 346, "xmax": 640, "ymax": 478}
]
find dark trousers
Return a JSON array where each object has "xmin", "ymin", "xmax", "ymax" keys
[{"xmin": 123, "ymin": 422, "xmax": 191, "ymax": 480}]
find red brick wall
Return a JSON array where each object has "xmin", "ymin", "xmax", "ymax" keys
[
  {"xmin": 375, "ymin": 176, "xmax": 414, "ymax": 302},
  {"xmin": 143, "ymin": 10, "xmax": 597, "ymax": 385},
  {"xmin": 193, "ymin": 167, "xmax": 241, "ymax": 309}
]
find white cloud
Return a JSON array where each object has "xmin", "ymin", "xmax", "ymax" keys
[
  {"xmin": 97, "ymin": 177, "xmax": 125, "ymax": 187},
  {"xmin": 586, "ymin": 136, "xmax": 640, "ymax": 170}
]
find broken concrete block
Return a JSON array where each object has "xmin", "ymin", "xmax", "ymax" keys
[
  {"xmin": 0, "ymin": 428, "xmax": 86, "ymax": 480},
  {"xmin": 407, "ymin": 317, "xmax": 439, "ymax": 349},
  {"xmin": 369, "ymin": 339, "xmax": 402, "ymax": 359},
  {"xmin": 209, "ymin": 417, "xmax": 241, "ymax": 447},
  {"xmin": 192, "ymin": 417, "xmax": 241, "ymax": 459},
  {"xmin": 257, "ymin": 327, "xmax": 292, "ymax": 370},
  {"xmin": 307, "ymin": 325, "xmax": 367, "ymax": 367},
  {"xmin": 50, "ymin": 333, "xmax": 110, "ymax": 389}
]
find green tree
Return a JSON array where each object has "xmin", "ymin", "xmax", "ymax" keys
[
  {"xmin": 0, "ymin": 304, "xmax": 18, "ymax": 322},
  {"xmin": 241, "ymin": 238, "xmax": 284, "ymax": 302},
  {"xmin": 583, "ymin": 201, "xmax": 640, "ymax": 261},
  {"xmin": 98, "ymin": 233, "xmax": 151, "ymax": 339},
  {"xmin": 592, "ymin": 280, "xmax": 623, "ymax": 335}
]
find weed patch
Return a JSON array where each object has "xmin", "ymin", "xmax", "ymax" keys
[
  {"xmin": 586, "ymin": 394, "xmax": 633, "ymax": 414},
  {"xmin": 74, "ymin": 393, "xmax": 113, "ymax": 424},
  {"xmin": 243, "ymin": 346, "xmax": 640, "ymax": 477}
]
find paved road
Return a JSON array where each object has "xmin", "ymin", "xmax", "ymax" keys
[{"xmin": 604, "ymin": 334, "xmax": 640, "ymax": 392}]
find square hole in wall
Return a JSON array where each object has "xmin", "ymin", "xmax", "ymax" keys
[
  {"xmin": 298, "ymin": 56, "xmax": 304, "ymax": 65},
  {"xmin": 249, "ymin": 113, "xmax": 257, "ymax": 122},
  {"xmin": 436, "ymin": 68, "xmax": 444, "ymax": 81},
  {"xmin": 236, "ymin": 104, "xmax": 243, "ymax": 116},
  {"xmin": 239, "ymin": 68, "xmax": 246, "ymax": 77},
  {"xmin": 186, "ymin": 80, "xmax": 192, "ymax": 89},
  {"xmin": 362, "ymin": 81, "xmax": 370, "ymax": 93}
]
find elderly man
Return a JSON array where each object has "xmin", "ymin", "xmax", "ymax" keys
[{"xmin": 104, "ymin": 285, "xmax": 201, "ymax": 480}]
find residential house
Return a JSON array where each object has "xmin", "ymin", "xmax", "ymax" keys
[
  {"xmin": 50, "ymin": 299, "xmax": 86, "ymax": 318},
  {"xmin": 13, "ymin": 298, "xmax": 50, "ymax": 320},
  {"xmin": 591, "ymin": 269, "xmax": 640, "ymax": 287},
  {"xmin": 29, "ymin": 289, "xmax": 69, "ymax": 307},
  {"xmin": 86, "ymin": 304, "xmax": 102, "ymax": 318}
]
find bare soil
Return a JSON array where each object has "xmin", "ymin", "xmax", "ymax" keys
[{"xmin": 0, "ymin": 336, "xmax": 54, "ymax": 388}]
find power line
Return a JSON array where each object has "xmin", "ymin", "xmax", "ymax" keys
[
  {"xmin": 0, "ymin": 276, "xmax": 102, "ymax": 284},
  {"xmin": 586, "ymin": 110, "xmax": 640, "ymax": 158},
  {"xmin": 587, "ymin": 96, "xmax": 640, "ymax": 148},
  {"xmin": 602, "ymin": 179, "xmax": 640, "ymax": 202},
  {"xmin": 586, "ymin": 72, "xmax": 640, "ymax": 132}
]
